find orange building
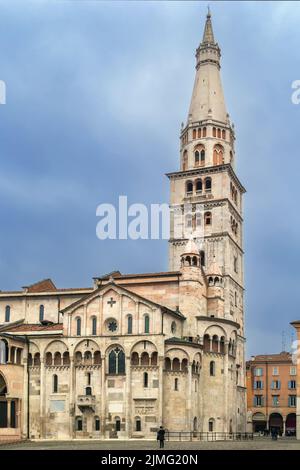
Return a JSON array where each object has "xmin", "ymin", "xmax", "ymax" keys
[{"xmin": 246, "ymin": 352, "xmax": 297, "ymax": 435}]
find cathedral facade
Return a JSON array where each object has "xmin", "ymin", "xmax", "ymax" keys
[{"xmin": 0, "ymin": 12, "xmax": 246, "ymax": 441}]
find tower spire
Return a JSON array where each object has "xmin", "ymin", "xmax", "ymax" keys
[{"xmin": 202, "ymin": 6, "xmax": 215, "ymax": 44}]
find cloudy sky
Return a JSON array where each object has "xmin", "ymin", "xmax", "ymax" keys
[{"xmin": 0, "ymin": 1, "xmax": 299, "ymax": 356}]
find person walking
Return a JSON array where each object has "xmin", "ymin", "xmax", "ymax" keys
[{"xmin": 157, "ymin": 426, "xmax": 166, "ymax": 449}]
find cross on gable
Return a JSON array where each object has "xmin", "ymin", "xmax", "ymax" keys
[{"xmin": 107, "ymin": 297, "xmax": 116, "ymax": 307}]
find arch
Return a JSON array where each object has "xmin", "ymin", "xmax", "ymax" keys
[
  {"xmin": 76, "ymin": 416, "xmax": 83, "ymax": 431},
  {"xmin": 186, "ymin": 180, "xmax": 193, "ymax": 195},
  {"xmin": 269, "ymin": 413, "xmax": 283, "ymax": 435},
  {"xmin": 193, "ymin": 417, "xmax": 198, "ymax": 432},
  {"xmin": 54, "ymin": 352, "xmax": 62, "ymax": 366},
  {"xmin": 45, "ymin": 352, "xmax": 52, "ymax": 366},
  {"xmin": 144, "ymin": 315, "xmax": 150, "ymax": 334},
  {"xmin": 5, "ymin": 305, "xmax": 10, "ymax": 323},
  {"xmin": 192, "ymin": 128, "xmax": 197, "ymax": 139},
  {"xmin": 197, "ymin": 128, "xmax": 201, "ymax": 138},
  {"xmin": 0, "ymin": 340, "xmax": 8, "ymax": 364},
  {"xmin": 151, "ymin": 351, "xmax": 158, "ymax": 366},
  {"xmin": 39, "ymin": 305, "xmax": 44, "ymax": 323},
  {"xmin": 165, "ymin": 357, "xmax": 171, "ymax": 371},
  {"xmin": 195, "ymin": 179, "xmax": 202, "ymax": 192},
  {"xmin": 16, "ymin": 348, "xmax": 22, "ymax": 365},
  {"xmin": 181, "ymin": 358, "xmax": 188, "ymax": 372},
  {"xmin": 28, "ymin": 353, "xmax": 33, "ymax": 366},
  {"xmin": 108, "ymin": 346, "xmax": 125, "ymax": 375},
  {"xmin": 203, "ymin": 334, "xmax": 210, "ymax": 352},
  {"xmin": 0, "ymin": 373, "xmax": 7, "ymax": 395},
  {"xmin": 213, "ymin": 144, "xmax": 224, "ymax": 166},
  {"xmin": 212, "ymin": 335, "xmax": 219, "ymax": 353},
  {"xmin": 33, "ymin": 353, "xmax": 40, "ymax": 366},
  {"xmin": 252, "ymin": 412, "xmax": 267, "ymax": 433},
  {"xmin": 209, "ymin": 361, "xmax": 215, "ymax": 376},
  {"xmin": 192, "ymin": 256, "xmax": 198, "ymax": 266},
  {"xmin": 53, "ymin": 374, "xmax": 58, "ymax": 393},
  {"xmin": 172, "ymin": 358, "xmax": 180, "ymax": 372},
  {"xmin": 202, "ymin": 127, "xmax": 207, "ymax": 137},
  {"xmin": 94, "ymin": 350, "xmax": 101, "ymax": 365},
  {"xmin": 205, "ymin": 177, "xmax": 212, "ymax": 191},
  {"xmin": 208, "ymin": 418, "xmax": 215, "ymax": 432},
  {"xmin": 212, "ymin": 127, "xmax": 216, "ymax": 137},
  {"xmin": 131, "ymin": 352, "xmax": 139, "ymax": 366},
  {"xmin": 286, "ymin": 413, "xmax": 296, "ymax": 436},
  {"xmin": 84, "ymin": 351, "xmax": 92, "ymax": 365},
  {"xmin": 222, "ymin": 129, "xmax": 226, "ymax": 139},
  {"xmin": 63, "ymin": 351, "xmax": 70, "ymax": 365},
  {"xmin": 127, "ymin": 314, "xmax": 133, "ymax": 334},
  {"xmin": 75, "ymin": 351, "xmax": 82, "ymax": 365},
  {"xmin": 94, "ymin": 416, "xmax": 100, "ymax": 431},
  {"xmin": 141, "ymin": 352, "xmax": 150, "ymax": 366},
  {"xmin": 85, "ymin": 386, "xmax": 92, "ymax": 396},
  {"xmin": 217, "ymin": 128, "xmax": 221, "ymax": 138},
  {"xmin": 194, "ymin": 150, "xmax": 200, "ymax": 165}
]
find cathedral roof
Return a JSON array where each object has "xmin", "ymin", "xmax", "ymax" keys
[
  {"xmin": 182, "ymin": 238, "xmax": 199, "ymax": 256},
  {"xmin": 206, "ymin": 256, "xmax": 223, "ymax": 276}
]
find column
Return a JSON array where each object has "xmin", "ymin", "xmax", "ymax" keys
[
  {"xmin": 158, "ymin": 355, "xmax": 164, "ymax": 426},
  {"xmin": 223, "ymin": 341, "xmax": 229, "ymax": 433},
  {"xmin": 187, "ymin": 363, "xmax": 192, "ymax": 431},
  {"xmin": 69, "ymin": 357, "xmax": 75, "ymax": 438},
  {"xmin": 22, "ymin": 352, "xmax": 29, "ymax": 438},
  {"xmin": 39, "ymin": 358, "xmax": 45, "ymax": 438},
  {"xmin": 100, "ymin": 356, "xmax": 106, "ymax": 438},
  {"xmin": 125, "ymin": 355, "xmax": 132, "ymax": 438},
  {"xmin": 7, "ymin": 399, "xmax": 11, "ymax": 428}
]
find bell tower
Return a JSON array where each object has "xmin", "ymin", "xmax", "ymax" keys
[{"xmin": 167, "ymin": 9, "xmax": 246, "ymax": 330}]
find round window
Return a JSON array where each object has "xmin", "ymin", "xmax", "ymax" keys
[{"xmin": 107, "ymin": 319, "xmax": 118, "ymax": 333}]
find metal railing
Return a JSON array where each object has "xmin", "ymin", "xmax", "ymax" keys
[{"xmin": 165, "ymin": 431, "xmax": 254, "ymax": 442}]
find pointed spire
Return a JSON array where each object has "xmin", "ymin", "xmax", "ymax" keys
[
  {"xmin": 182, "ymin": 237, "xmax": 199, "ymax": 256},
  {"xmin": 202, "ymin": 6, "xmax": 215, "ymax": 44}
]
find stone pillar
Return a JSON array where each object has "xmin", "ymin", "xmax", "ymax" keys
[
  {"xmin": 7, "ymin": 399, "xmax": 11, "ymax": 428},
  {"xmin": 69, "ymin": 357, "xmax": 75, "ymax": 438},
  {"xmin": 187, "ymin": 363, "xmax": 192, "ymax": 431},
  {"xmin": 39, "ymin": 358, "xmax": 45, "ymax": 438},
  {"xmin": 158, "ymin": 355, "xmax": 164, "ymax": 426},
  {"xmin": 125, "ymin": 356, "xmax": 132, "ymax": 438},
  {"xmin": 101, "ymin": 356, "xmax": 106, "ymax": 438},
  {"xmin": 22, "ymin": 355, "xmax": 29, "ymax": 438}
]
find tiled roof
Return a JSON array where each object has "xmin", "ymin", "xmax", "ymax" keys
[
  {"xmin": 247, "ymin": 352, "xmax": 292, "ymax": 363},
  {"xmin": 3, "ymin": 323, "xmax": 63, "ymax": 332}
]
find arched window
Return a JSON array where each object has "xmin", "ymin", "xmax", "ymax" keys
[
  {"xmin": 192, "ymin": 129, "xmax": 196, "ymax": 139},
  {"xmin": 196, "ymin": 179, "xmax": 202, "ymax": 192},
  {"xmin": 173, "ymin": 358, "xmax": 180, "ymax": 371},
  {"xmin": 87, "ymin": 372, "xmax": 91, "ymax": 386},
  {"xmin": 141, "ymin": 352, "xmax": 150, "ymax": 366},
  {"xmin": 186, "ymin": 181, "xmax": 193, "ymax": 195},
  {"xmin": 213, "ymin": 144, "xmax": 224, "ymax": 166},
  {"xmin": 94, "ymin": 351, "xmax": 101, "ymax": 365},
  {"xmin": 39, "ymin": 305, "xmax": 44, "ymax": 323},
  {"xmin": 33, "ymin": 353, "xmax": 40, "ymax": 366},
  {"xmin": 75, "ymin": 351, "xmax": 82, "ymax": 365},
  {"xmin": 143, "ymin": 372, "xmax": 149, "ymax": 388},
  {"xmin": 45, "ymin": 352, "xmax": 52, "ymax": 366},
  {"xmin": 203, "ymin": 127, "xmax": 207, "ymax": 137},
  {"xmin": 200, "ymin": 250, "xmax": 205, "ymax": 267},
  {"xmin": 131, "ymin": 352, "xmax": 139, "ymax": 366},
  {"xmin": 5, "ymin": 306, "xmax": 10, "ymax": 323},
  {"xmin": 204, "ymin": 212, "xmax": 212, "ymax": 225},
  {"xmin": 182, "ymin": 150, "xmax": 188, "ymax": 171},
  {"xmin": 195, "ymin": 150, "xmax": 200, "ymax": 165},
  {"xmin": 85, "ymin": 386, "xmax": 92, "ymax": 396},
  {"xmin": 200, "ymin": 149, "xmax": 205, "ymax": 164},
  {"xmin": 63, "ymin": 351, "xmax": 70, "ymax": 365},
  {"xmin": 53, "ymin": 374, "xmax": 58, "ymax": 393},
  {"xmin": 144, "ymin": 315, "xmax": 150, "ymax": 334},
  {"xmin": 213, "ymin": 127, "xmax": 216, "ymax": 137},
  {"xmin": 135, "ymin": 417, "xmax": 142, "ymax": 432},
  {"xmin": 210, "ymin": 361, "xmax": 215, "ymax": 377},
  {"xmin": 217, "ymin": 128, "xmax": 221, "ymax": 138},
  {"xmin": 205, "ymin": 177, "xmax": 212, "ymax": 191},
  {"xmin": 54, "ymin": 352, "xmax": 61, "ymax": 366},
  {"xmin": 127, "ymin": 315, "xmax": 133, "ymax": 334},
  {"xmin": 174, "ymin": 378, "xmax": 179, "ymax": 391},
  {"xmin": 222, "ymin": 129, "xmax": 226, "ymax": 139},
  {"xmin": 197, "ymin": 128, "xmax": 201, "ymax": 138},
  {"xmin": 209, "ymin": 418, "xmax": 215, "ymax": 432},
  {"xmin": 108, "ymin": 347, "xmax": 125, "ymax": 375},
  {"xmin": 92, "ymin": 317, "xmax": 97, "ymax": 335},
  {"xmin": 76, "ymin": 318, "xmax": 81, "ymax": 336}
]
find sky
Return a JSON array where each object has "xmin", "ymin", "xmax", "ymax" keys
[{"xmin": 0, "ymin": 0, "xmax": 299, "ymax": 357}]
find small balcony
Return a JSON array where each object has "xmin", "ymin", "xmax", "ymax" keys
[{"xmin": 77, "ymin": 395, "xmax": 96, "ymax": 411}]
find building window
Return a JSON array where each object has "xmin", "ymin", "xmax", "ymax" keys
[
  {"xmin": 115, "ymin": 417, "xmax": 121, "ymax": 432},
  {"xmin": 39, "ymin": 305, "xmax": 44, "ymax": 323},
  {"xmin": 5, "ymin": 306, "xmax": 10, "ymax": 323},
  {"xmin": 127, "ymin": 315, "xmax": 133, "ymax": 334},
  {"xmin": 204, "ymin": 212, "xmax": 212, "ymax": 226},
  {"xmin": 76, "ymin": 317, "xmax": 81, "ymax": 336},
  {"xmin": 290, "ymin": 366, "xmax": 297, "ymax": 376},
  {"xmin": 108, "ymin": 347, "xmax": 125, "ymax": 375},
  {"xmin": 196, "ymin": 179, "xmax": 202, "ymax": 192},
  {"xmin": 205, "ymin": 177, "xmax": 212, "ymax": 192},
  {"xmin": 135, "ymin": 417, "xmax": 141, "ymax": 432},
  {"xmin": 288, "ymin": 380, "xmax": 296, "ymax": 389},
  {"xmin": 289, "ymin": 395, "xmax": 296, "ymax": 407},
  {"xmin": 85, "ymin": 386, "xmax": 92, "ymax": 396},
  {"xmin": 272, "ymin": 395, "xmax": 279, "ymax": 407},
  {"xmin": 144, "ymin": 315, "xmax": 150, "ymax": 334},
  {"xmin": 107, "ymin": 319, "xmax": 118, "ymax": 332},
  {"xmin": 143, "ymin": 372, "xmax": 149, "ymax": 388},
  {"xmin": 87, "ymin": 372, "xmax": 91, "ymax": 386},
  {"xmin": 272, "ymin": 367, "xmax": 279, "ymax": 376},
  {"xmin": 95, "ymin": 417, "xmax": 100, "ymax": 431},
  {"xmin": 233, "ymin": 256, "xmax": 238, "ymax": 273},
  {"xmin": 53, "ymin": 374, "xmax": 58, "ymax": 393},
  {"xmin": 171, "ymin": 321, "xmax": 177, "ymax": 334},
  {"xmin": 186, "ymin": 181, "xmax": 193, "ymax": 195},
  {"xmin": 210, "ymin": 361, "xmax": 215, "ymax": 376},
  {"xmin": 174, "ymin": 378, "xmax": 179, "ymax": 391},
  {"xmin": 91, "ymin": 317, "xmax": 97, "ymax": 335},
  {"xmin": 76, "ymin": 417, "xmax": 83, "ymax": 431},
  {"xmin": 271, "ymin": 380, "xmax": 281, "ymax": 390},
  {"xmin": 208, "ymin": 418, "xmax": 214, "ymax": 432},
  {"xmin": 254, "ymin": 368, "xmax": 263, "ymax": 377},
  {"xmin": 195, "ymin": 150, "xmax": 200, "ymax": 165},
  {"xmin": 254, "ymin": 395, "xmax": 263, "ymax": 406},
  {"xmin": 254, "ymin": 380, "xmax": 263, "ymax": 390}
]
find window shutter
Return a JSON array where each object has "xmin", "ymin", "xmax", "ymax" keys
[
  {"xmin": 254, "ymin": 381, "xmax": 257, "ymax": 389},
  {"xmin": 278, "ymin": 380, "xmax": 281, "ymax": 389},
  {"xmin": 271, "ymin": 381, "xmax": 274, "ymax": 389},
  {"xmin": 288, "ymin": 381, "xmax": 291, "ymax": 389},
  {"xmin": 261, "ymin": 396, "xmax": 264, "ymax": 406},
  {"xmin": 253, "ymin": 397, "xmax": 256, "ymax": 406},
  {"xmin": 261, "ymin": 381, "xmax": 264, "ymax": 389}
]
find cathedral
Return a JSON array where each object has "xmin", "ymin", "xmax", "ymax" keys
[{"xmin": 0, "ymin": 11, "xmax": 246, "ymax": 441}]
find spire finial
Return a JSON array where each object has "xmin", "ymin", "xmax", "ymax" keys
[
  {"xmin": 202, "ymin": 6, "xmax": 215, "ymax": 44},
  {"xmin": 207, "ymin": 5, "xmax": 211, "ymax": 18}
]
